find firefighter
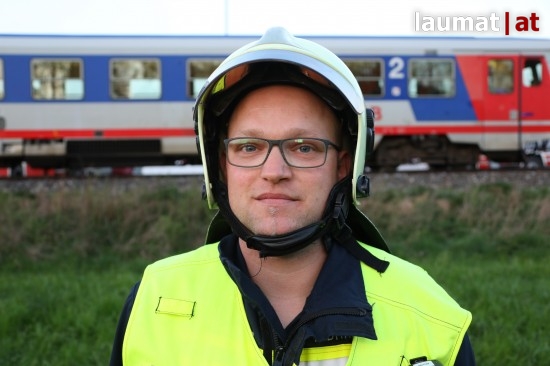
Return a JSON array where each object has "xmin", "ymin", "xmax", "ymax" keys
[{"xmin": 110, "ymin": 27, "xmax": 475, "ymax": 366}]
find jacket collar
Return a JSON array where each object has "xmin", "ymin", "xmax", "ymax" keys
[{"xmin": 218, "ymin": 234, "xmax": 377, "ymax": 344}]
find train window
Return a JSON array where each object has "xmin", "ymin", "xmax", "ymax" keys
[
  {"xmin": 522, "ymin": 58, "xmax": 543, "ymax": 87},
  {"xmin": 343, "ymin": 59, "xmax": 384, "ymax": 96},
  {"xmin": 0, "ymin": 59, "xmax": 4, "ymax": 100},
  {"xmin": 110, "ymin": 59, "xmax": 161, "ymax": 99},
  {"xmin": 488, "ymin": 59, "xmax": 514, "ymax": 94},
  {"xmin": 187, "ymin": 60, "xmax": 223, "ymax": 98},
  {"xmin": 31, "ymin": 59, "xmax": 83, "ymax": 100},
  {"xmin": 408, "ymin": 59, "xmax": 455, "ymax": 97}
]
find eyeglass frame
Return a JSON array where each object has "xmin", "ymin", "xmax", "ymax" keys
[{"xmin": 223, "ymin": 137, "xmax": 341, "ymax": 168}]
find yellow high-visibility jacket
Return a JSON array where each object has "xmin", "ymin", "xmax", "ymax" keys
[{"xmin": 123, "ymin": 242, "xmax": 471, "ymax": 365}]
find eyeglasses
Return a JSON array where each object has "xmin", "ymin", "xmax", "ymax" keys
[{"xmin": 224, "ymin": 137, "xmax": 340, "ymax": 168}]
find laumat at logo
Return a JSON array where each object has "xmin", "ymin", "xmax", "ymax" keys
[{"xmin": 414, "ymin": 11, "xmax": 541, "ymax": 35}]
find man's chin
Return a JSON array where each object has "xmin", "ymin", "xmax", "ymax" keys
[{"xmin": 251, "ymin": 223, "xmax": 305, "ymax": 237}]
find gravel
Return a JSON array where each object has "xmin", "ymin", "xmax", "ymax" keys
[{"xmin": 0, "ymin": 171, "xmax": 548, "ymax": 195}]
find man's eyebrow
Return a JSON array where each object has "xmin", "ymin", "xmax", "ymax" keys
[{"xmin": 233, "ymin": 128, "xmax": 318, "ymax": 137}]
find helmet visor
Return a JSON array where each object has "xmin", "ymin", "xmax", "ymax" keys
[{"xmin": 206, "ymin": 62, "xmax": 350, "ymax": 117}]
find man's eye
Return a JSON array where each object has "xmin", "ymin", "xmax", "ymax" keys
[
  {"xmin": 242, "ymin": 144, "xmax": 257, "ymax": 152},
  {"xmin": 298, "ymin": 145, "xmax": 313, "ymax": 153}
]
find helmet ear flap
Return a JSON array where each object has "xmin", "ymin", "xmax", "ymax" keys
[
  {"xmin": 354, "ymin": 108, "xmax": 375, "ymax": 200},
  {"xmin": 365, "ymin": 108, "xmax": 375, "ymax": 160}
]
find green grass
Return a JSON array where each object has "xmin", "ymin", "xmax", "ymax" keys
[
  {"xmin": 1, "ymin": 180, "xmax": 549, "ymax": 364},
  {"xmin": 413, "ymin": 254, "xmax": 550, "ymax": 364},
  {"xmin": 0, "ymin": 263, "xmax": 143, "ymax": 365}
]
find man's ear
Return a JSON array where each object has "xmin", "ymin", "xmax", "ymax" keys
[
  {"xmin": 219, "ymin": 151, "xmax": 227, "ymax": 180},
  {"xmin": 337, "ymin": 150, "xmax": 352, "ymax": 181}
]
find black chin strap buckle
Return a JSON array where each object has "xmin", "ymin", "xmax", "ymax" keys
[
  {"xmin": 356, "ymin": 175, "xmax": 370, "ymax": 198},
  {"xmin": 332, "ymin": 192, "xmax": 347, "ymax": 230}
]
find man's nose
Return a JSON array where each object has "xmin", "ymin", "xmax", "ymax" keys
[{"xmin": 260, "ymin": 145, "xmax": 291, "ymax": 179}]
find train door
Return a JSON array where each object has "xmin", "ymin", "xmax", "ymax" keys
[
  {"xmin": 0, "ymin": 57, "xmax": 4, "ymax": 130},
  {"xmin": 482, "ymin": 55, "xmax": 550, "ymax": 162},
  {"xmin": 518, "ymin": 56, "xmax": 550, "ymax": 145},
  {"xmin": 0, "ymin": 57, "xmax": 5, "ymax": 167},
  {"xmin": 482, "ymin": 55, "xmax": 521, "ymax": 161}
]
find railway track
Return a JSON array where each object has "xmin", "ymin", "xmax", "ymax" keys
[{"xmin": 1, "ymin": 170, "xmax": 548, "ymax": 194}]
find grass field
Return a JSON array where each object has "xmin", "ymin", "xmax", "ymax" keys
[{"xmin": 1, "ymin": 180, "xmax": 549, "ymax": 365}]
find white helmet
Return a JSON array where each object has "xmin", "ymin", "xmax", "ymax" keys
[{"xmin": 193, "ymin": 27, "xmax": 388, "ymax": 256}]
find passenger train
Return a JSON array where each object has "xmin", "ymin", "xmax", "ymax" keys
[{"xmin": 0, "ymin": 33, "xmax": 549, "ymax": 175}]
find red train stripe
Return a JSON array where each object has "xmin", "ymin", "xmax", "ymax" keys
[
  {"xmin": 2, "ymin": 125, "xmax": 550, "ymax": 139},
  {"xmin": 376, "ymin": 124, "xmax": 550, "ymax": 134},
  {"xmin": 0, "ymin": 128, "xmax": 196, "ymax": 139}
]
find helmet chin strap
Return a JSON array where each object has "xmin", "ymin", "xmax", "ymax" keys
[{"xmin": 214, "ymin": 177, "xmax": 351, "ymax": 257}]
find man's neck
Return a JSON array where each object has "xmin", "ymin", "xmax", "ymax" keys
[{"xmin": 239, "ymin": 240, "xmax": 327, "ymax": 327}]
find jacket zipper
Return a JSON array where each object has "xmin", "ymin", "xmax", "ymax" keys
[{"xmin": 272, "ymin": 307, "xmax": 369, "ymax": 366}]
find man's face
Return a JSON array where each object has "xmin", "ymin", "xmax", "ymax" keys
[{"xmin": 223, "ymin": 85, "xmax": 351, "ymax": 237}]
